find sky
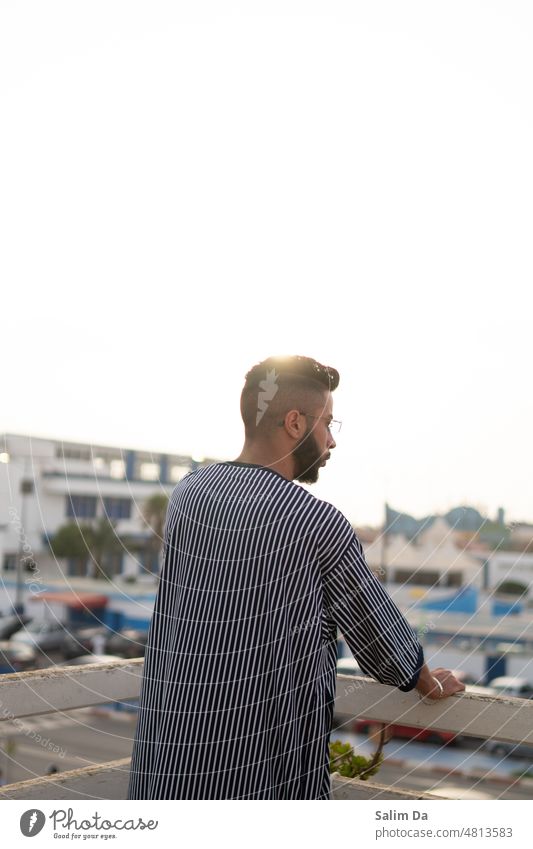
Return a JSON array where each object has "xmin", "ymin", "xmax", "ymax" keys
[{"xmin": 1, "ymin": 1, "xmax": 532, "ymax": 527}]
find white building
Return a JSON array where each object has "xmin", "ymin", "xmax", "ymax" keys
[
  {"xmin": 362, "ymin": 517, "xmax": 484, "ymax": 590},
  {"xmin": 485, "ymin": 550, "xmax": 533, "ymax": 595},
  {"xmin": 0, "ymin": 433, "xmax": 216, "ymax": 590}
]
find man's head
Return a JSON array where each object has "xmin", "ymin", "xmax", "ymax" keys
[{"xmin": 239, "ymin": 355, "xmax": 340, "ymax": 483}]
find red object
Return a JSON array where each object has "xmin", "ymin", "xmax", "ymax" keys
[
  {"xmin": 354, "ymin": 718, "xmax": 456, "ymax": 745},
  {"xmin": 30, "ymin": 592, "xmax": 108, "ymax": 611}
]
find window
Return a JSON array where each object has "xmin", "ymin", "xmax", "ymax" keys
[
  {"xmin": 66, "ymin": 494, "xmax": 97, "ymax": 519},
  {"xmin": 57, "ymin": 446, "xmax": 92, "ymax": 460},
  {"xmin": 446, "ymin": 572, "xmax": 463, "ymax": 587},
  {"xmin": 140, "ymin": 462, "xmax": 159, "ymax": 481},
  {"xmin": 103, "ymin": 497, "xmax": 131, "ymax": 520},
  {"xmin": 68, "ymin": 557, "xmax": 88, "ymax": 578},
  {"xmin": 110, "ymin": 459, "xmax": 126, "ymax": 479},
  {"xmin": 395, "ymin": 569, "xmax": 440, "ymax": 587},
  {"xmin": 3, "ymin": 554, "xmax": 17, "ymax": 571}
]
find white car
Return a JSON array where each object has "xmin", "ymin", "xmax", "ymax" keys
[
  {"xmin": 464, "ymin": 684, "xmax": 497, "ymax": 696},
  {"xmin": 489, "ymin": 676, "xmax": 533, "ymax": 699},
  {"xmin": 336, "ymin": 657, "xmax": 361, "ymax": 677},
  {"xmin": 10, "ymin": 620, "xmax": 69, "ymax": 651}
]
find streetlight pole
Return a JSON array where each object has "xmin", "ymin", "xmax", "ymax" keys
[
  {"xmin": 1, "ymin": 452, "xmax": 43, "ymax": 615},
  {"xmin": 14, "ymin": 464, "xmax": 34, "ymax": 614},
  {"xmin": 380, "ymin": 501, "xmax": 390, "ymax": 587}
]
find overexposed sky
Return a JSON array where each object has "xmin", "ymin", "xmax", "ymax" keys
[{"xmin": 1, "ymin": 1, "xmax": 532, "ymax": 526}]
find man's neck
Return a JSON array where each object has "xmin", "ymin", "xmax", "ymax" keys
[{"xmin": 233, "ymin": 445, "xmax": 294, "ymax": 481}]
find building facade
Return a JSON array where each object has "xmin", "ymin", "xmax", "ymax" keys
[{"xmin": 0, "ymin": 433, "xmax": 216, "ymax": 589}]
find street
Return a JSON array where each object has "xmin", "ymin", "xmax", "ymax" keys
[{"xmin": 1, "ymin": 707, "xmax": 533, "ymax": 800}]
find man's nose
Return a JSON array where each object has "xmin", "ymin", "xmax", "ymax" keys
[{"xmin": 328, "ymin": 431, "xmax": 336, "ymax": 450}]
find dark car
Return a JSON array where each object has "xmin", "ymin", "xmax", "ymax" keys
[
  {"xmin": 483, "ymin": 738, "xmax": 533, "ymax": 759},
  {"xmin": 106, "ymin": 628, "xmax": 148, "ymax": 658},
  {"xmin": 59, "ymin": 626, "xmax": 109, "ymax": 660},
  {"xmin": 0, "ymin": 640, "xmax": 37, "ymax": 673},
  {"xmin": 0, "ymin": 613, "xmax": 32, "ymax": 641}
]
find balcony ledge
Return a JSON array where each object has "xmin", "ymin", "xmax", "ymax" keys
[{"xmin": 2, "ymin": 663, "xmax": 532, "ymax": 800}]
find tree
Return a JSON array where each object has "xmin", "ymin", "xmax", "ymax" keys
[
  {"xmin": 49, "ymin": 522, "xmax": 93, "ymax": 576},
  {"xmin": 89, "ymin": 517, "xmax": 124, "ymax": 580},
  {"xmin": 140, "ymin": 493, "xmax": 169, "ymax": 574},
  {"xmin": 49, "ymin": 518, "xmax": 124, "ymax": 580}
]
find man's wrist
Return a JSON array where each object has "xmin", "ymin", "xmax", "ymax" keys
[
  {"xmin": 415, "ymin": 664, "xmax": 440, "ymax": 698},
  {"xmin": 418, "ymin": 676, "xmax": 443, "ymax": 703}
]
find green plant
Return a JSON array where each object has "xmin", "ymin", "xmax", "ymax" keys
[
  {"xmin": 329, "ymin": 737, "xmax": 384, "ymax": 781},
  {"xmin": 511, "ymin": 767, "xmax": 533, "ymax": 780},
  {"xmin": 495, "ymin": 580, "xmax": 528, "ymax": 597}
]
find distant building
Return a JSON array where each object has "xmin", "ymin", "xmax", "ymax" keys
[
  {"xmin": 485, "ymin": 550, "xmax": 533, "ymax": 595},
  {"xmin": 0, "ymin": 433, "xmax": 217, "ymax": 585},
  {"xmin": 363, "ymin": 517, "xmax": 483, "ymax": 589},
  {"xmin": 383, "ymin": 503, "xmax": 509, "ymax": 549}
]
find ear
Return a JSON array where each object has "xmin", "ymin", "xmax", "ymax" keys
[{"xmin": 281, "ymin": 409, "xmax": 305, "ymax": 441}]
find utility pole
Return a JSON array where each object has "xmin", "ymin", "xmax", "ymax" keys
[
  {"xmin": 14, "ymin": 464, "xmax": 34, "ymax": 614},
  {"xmin": 380, "ymin": 501, "xmax": 390, "ymax": 586}
]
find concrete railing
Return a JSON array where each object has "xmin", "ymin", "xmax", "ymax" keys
[
  {"xmin": 2, "ymin": 662, "xmax": 533, "ymax": 800},
  {"xmin": 335, "ymin": 673, "xmax": 533, "ymax": 746}
]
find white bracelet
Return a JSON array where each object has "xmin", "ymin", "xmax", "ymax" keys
[{"xmin": 418, "ymin": 676, "xmax": 444, "ymax": 704}]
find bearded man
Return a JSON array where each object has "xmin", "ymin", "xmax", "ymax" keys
[{"xmin": 128, "ymin": 354, "xmax": 463, "ymax": 800}]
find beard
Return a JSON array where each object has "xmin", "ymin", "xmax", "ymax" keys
[{"xmin": 292, "ymin": 427, "xmax": 326, "ymax": 484}]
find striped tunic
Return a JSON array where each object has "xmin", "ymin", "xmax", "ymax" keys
[{"xmin": 127, "ymin": 461, "xmax": 424, "ymax": 800}]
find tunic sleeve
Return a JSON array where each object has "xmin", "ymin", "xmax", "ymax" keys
[{"xmin": 318, "ymin": 509, "xmax": 424, "ymax": 691}]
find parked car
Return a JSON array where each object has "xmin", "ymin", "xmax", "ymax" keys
[
  {"xmin": 353, "ymin": 717, "xmax": 456, "ymax": 745},
  {"xmin": 9, "ymin": 619, "xmax": 72, "ymax": 652},
  {"xmin": 336, "ymin": 657, "xmax": 361, "ymax": 677},
  {"xmin": 59, "ymin": 626, "xmax": 148, "ymax": 660},
  {"xmin": 59, "ymin": 626, "xmax": 109, "ymax": 660},
  {"xmin": 0, "ymin": 613, "xmax": 32, "ymax": 641},
  {"xmin": 483, "ymin": 738, "xmax": 533, "ymax": 759},
  {"xmin": 464, "ymin": 684, "xmax": 497, "ymax": 696},
  {"xmin": 0, "ymin": 640, "xmax": 37, "ymax": 673},
  {"xmin": 489, "ymin": 677, "xmax": 533, "ymax": 699}
]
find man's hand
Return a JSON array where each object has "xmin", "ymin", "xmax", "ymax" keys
[{"xmin": 416, "ymin": 664, "xmax": 466, "ymax": 700}]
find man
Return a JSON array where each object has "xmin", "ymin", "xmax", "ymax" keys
[{"xmin": 128, "ymin": 355, "xmax": 464, "ymax": 800}]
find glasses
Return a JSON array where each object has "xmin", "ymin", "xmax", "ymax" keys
[{"xmin": 298, "ymin": 411, "xmax": 342, "ymax": 435}]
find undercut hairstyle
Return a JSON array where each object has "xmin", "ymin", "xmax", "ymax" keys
[{"xmin": 240, "ymin": 355, "xmax": 340, "ymax": 440}]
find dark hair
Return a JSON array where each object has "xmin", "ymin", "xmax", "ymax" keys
[{"xmin": 240, "ymin": 355, "xmax": 339, "ymax": 439}]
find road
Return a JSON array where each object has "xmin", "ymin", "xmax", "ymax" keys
[
  {"xmin": 0, "ymin": 707, "xmax": 137, "ymax": 787},
  {"xmin": 1, "ymin": 708, "xmax": 532, "ymax": 800}
]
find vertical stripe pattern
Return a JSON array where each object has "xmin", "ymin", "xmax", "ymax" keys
[{"xmin": 127, "ymin": 461, "xmax": 423, "ymax": 800}]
